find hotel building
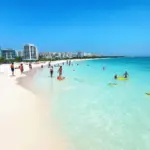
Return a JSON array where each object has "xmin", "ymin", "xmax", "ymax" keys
[
  {"xmin": 0, "ymin": 49, "xmax": 17, "ymax": 59},
  {"xmin": 23, "ymin": 44, "xmax": 39, "ymax": 60}
]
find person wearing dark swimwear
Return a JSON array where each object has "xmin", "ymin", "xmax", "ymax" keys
[
  {"xmin": 50, "ymin": 66, "xmax": 53, "ymax": 78},
  {"xmin": 69, "ymin": 60, "xmax": 71, "ymax": 66},
  {"xmin": 10, "ymin": 62, "xmax": 14, "ymax": 76},
  {"xmin": 124, "ymin": 71, "xmax": 128, "ymax": 78},
  {"xmin": 114, "ymin": 74, "xmax": 117, "ymax": 79},
  {"xmin": 48, "ymin": 64, "xmax": 50, "ymax": 68}
]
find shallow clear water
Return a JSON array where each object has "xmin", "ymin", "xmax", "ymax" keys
[{"xmin": 34, "ymin": 58, "xmax": 150, "ymax": 150}]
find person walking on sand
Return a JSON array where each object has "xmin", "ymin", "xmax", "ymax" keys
[
  {"xmin": 29, "ymin": 63, "xmax": 32, "ymax": 70},
  {"xmin": 20, "ymin": 63, "xmax": 24, "ymax": 74},
  {"xmin": 10, "ymin": 62, "xmax": 14, "ymax": 76},
  {"xmin": 50, "ymin": 66, "xmax": 54, "ymax": 78}
]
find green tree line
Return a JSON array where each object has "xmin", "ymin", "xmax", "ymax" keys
[
  {"xmin": 0, "ymin": 56, "xmax": 123, "ymax": 64},
  {"xmin": 0, "ymin": 57, "xmax": 23, "ymax": 63}
]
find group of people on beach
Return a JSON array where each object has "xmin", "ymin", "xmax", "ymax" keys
[
  {"xmin": 10, "ymin": 62, "xmax": 33, "ymax": 76},
  {"xmin": 47, "ymin": 62, "xmax": 63, "ymax": 79},
  {"xmin": 46, "ymin": 60, "xmax": 72, "ymax": 79},
  {"xmin": 10, "ymin": 63, "xmax": 24, "ymax": 76},
  {"xmin": 9, "ymin": 59, "xmax": 73, "ymax": 81}
]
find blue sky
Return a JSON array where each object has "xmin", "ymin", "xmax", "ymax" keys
[{"xmin": 0, "ymin": 0, "xmax": 150, "ymax": 56}]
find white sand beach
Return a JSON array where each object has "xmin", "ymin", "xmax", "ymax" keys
[
  {"xmin": 0, "ymin": 61, "xmax": 68, "ymax": 150},
  {"xmin": 0, "ymin": 59, "xmax": 92, "ymax": 150},
  {"xmin": 0, "ymin": 58, "xmax": 97, "ymax": 150}
]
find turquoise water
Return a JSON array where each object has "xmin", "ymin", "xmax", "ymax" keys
[{"xmin": 34, "ymin": 58, "xmax": 150, "ymax": 150}]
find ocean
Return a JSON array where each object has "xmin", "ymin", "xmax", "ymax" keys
[{"xmin": 34, "ymin": 58, "xmax": 150, "ymax": 150}]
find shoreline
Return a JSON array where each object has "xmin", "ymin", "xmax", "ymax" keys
[
  {"xmin": 0, "ymin": 58, "xmax": 97, "ymax": 150},
  {"xmin": 0, "ymin": 61, "xmax": 68, "ymax": 150}
]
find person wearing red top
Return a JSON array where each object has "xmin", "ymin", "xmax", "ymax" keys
[
  {"xmin": 58, "ymin": 66, "xmax": 62, "ymax": 78},
  {"xmin": 20, "ymin": 63, "xmax": 24, "ymax": 74}
]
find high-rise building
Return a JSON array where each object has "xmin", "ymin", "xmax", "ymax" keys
[
  {"xmin": 0, "ymin": 49, "xmax": 17, "ymax": 59},
  {"xmin": 77, "ymin": 51, "xmax": 84, "ymax": 58},
  {"xmin": 23, "ymin": 44, "xmax": 39, "ymax": 60},
  {"xmin": 17, "ymin": 50, "xmax": 24, "ymax": 57}
]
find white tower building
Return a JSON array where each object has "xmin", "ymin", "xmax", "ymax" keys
[{"xmin": 23, "ymin": 44, "xmax": 39, "ymax": 60}]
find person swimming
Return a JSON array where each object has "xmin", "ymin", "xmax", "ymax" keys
[
  {"xmin": 124, "ymin": 71, "xmax": 128, "ymax": 78},
  {"xmin": 114, "ymin": 74, "xmax": 117, "ymax": 79}
]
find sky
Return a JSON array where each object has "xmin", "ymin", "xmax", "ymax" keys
[{"xmin": 0, "ymin": 0, "xmax": 150, "ymax": 56}]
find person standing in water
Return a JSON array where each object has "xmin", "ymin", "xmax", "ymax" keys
[
  {"xmin": 114, "ymin": 74, "xmax": 117, "ymax": 79},
  {"xmin": 58, "ymin": 66, "xmax": 62, "ymax": 78},
  {"xmin": 69, "ymin": 60, "xmax": 71, "ymax": 66},
  {"xmin": 10, "ymin": 62, "xmax": 14, "ymax": 76},
  {"xmin": 124, "ymin": 71, "xmax": 129, "ymax": 78},
  {"xmin": 50, "ymin": 66, "xmax": 54, "ymax": 78},
  {"xmin": 48, "ymin": 62, "xmax": 51, "ymax": 68}
]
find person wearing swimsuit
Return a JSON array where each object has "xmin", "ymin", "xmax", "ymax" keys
[
  {"xmin": 20, "ymin": 64, "xmax": 24, "ymax": 74},
  {"xmin": 10, "ymin": 63, "xmax": 14, "ymax": 76},
  {"xmin": 29, "ymin": 63, "xmax": 32, "ymax": 70},
  {"xmin": 124, "ymin": 71, "xmax": 129, "ymax": 78},
  {"xmin": 50, "ymin": 66, "xmax": 53, "ymax": 78},
  {"xmin": 58, "ymin": 66, "xmax": 62, "ymax": 78},
  {"xmin": 114, "ymin": 74, "xmax": 117, "ymax": 79}
]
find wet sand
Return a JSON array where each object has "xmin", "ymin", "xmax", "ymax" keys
[
  {"xmin": 0, "ymin": 59, "xmax": 97, "ymax": 150},
  {"xmin": 0, "ymin": 62, "xmax": 69, "ymax": 150}
]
